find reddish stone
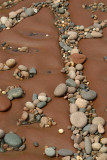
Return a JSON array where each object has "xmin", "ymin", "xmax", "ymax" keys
[
  {"xmin": 71, "ymin": 53, "xmax": 87, "ymax": 64},
  {"xmin": 0, "ymin": 95, "xmax": 11, "ymax": 112}
]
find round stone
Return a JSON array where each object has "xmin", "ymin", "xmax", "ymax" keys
[
  {"xmin": 68, "ymin": 87, "xmax": 76, "ymax": 94},
  {"xmin": 9, "ymin": 11, "xmax": 17, "ymax": 19},
  {"xmin": 70, "ymin": 112, "xmax": 87, "ymax": 128},
  {"xmin": 70, "ymin": 103, "xmax": 78, "ymax": 114},
  {"xmin": 25, "ymin": 102, "xmax": 35, "ymax": 109},
  {"xmin": 5, "ymin": 20, "xmax": 12, "ymax": 28},
  {"xmin": 71, "ymin": 53, "xmax": 87, "ymax": 64},
  {"xmin": 92, "ymin": 117, "xmax": 105, "ymax": 126},
  {"xmin": 71, "ymin": 48, "xmax": 79, "ymax": 55},
  {"xmin": 25, "ymin": 8, "xmax": 34, "ymax": 16},
  {"xmin": 33, "ymin": 142, "xmax": 39, "ymax": 147},
  {"xmin": 6, "ymin": 59, "xmax": 16, "ymax": 68},
  {"xmin": 45, "ymin": 147, "xmax": 56, "ymax": 157},
  {"xmin": 4, "ymin": 133, "xmax": 22, "ymax": 148},
  {"xmin": 81, "ymin": 90, "xmax": 97, "ymax": 100},
  {"xmin": 98, "ymin": 124, "xmax": 105, "ymax": 133},
  {"xmin": 66, "ymin": 79, "xmax": 76, "ymax": 87},
  {"xmin": 21, "ymin": 111, "xmax": 28, "ymax": 120},
  {"xmin": 1, "ymin": 16, "xmax": 8, "ymax": 24},
  {"xmin": 69, "ymin": 70, "xmax": 76, "ymax": 79},
  {"xmin": 0, "ymin": 95, "xmax": 11, "ymax": 112},
  {"xmin": 54, "ymin": 83, "xmax": 67, "ymax": 97},
  {"xmin": 89, "ymin": 124, "xmax": 98, "ymax": 134},
  {"xmin": 101, "ymin": 138, "xmax": 107, "ymax": 145},
  {"xmin": 75, "ymin": 98, "xmax": 88, "ymax": 108},
  {"xmin": 58, "ymin": 129, "xmax": 64, "ymax": 134},
  {"xmin": 92, "ymin": 143, "xmax": 101, "ymax": 151},
  {"xmin": 7, "ymin": 87, "xmax": 24, "ymax": 100},
  {"xmin": 68, "ymin": 31, "xmax": 77, "ymax": 40},
  {"xmin": 0, "ymin": 129, "xmax": 5, "ymax": 138},
  {"xmin": 76, "ymin": 64, "xmax": 83, "ymax": 71},
  {"xmin": 38, "ymin": 95, "xmax": 47, "ymax": 102}
]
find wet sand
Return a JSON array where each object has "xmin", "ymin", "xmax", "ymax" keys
[{"xmin": 0, "ymin": 0, "xmax": 107, "ymax": 160}]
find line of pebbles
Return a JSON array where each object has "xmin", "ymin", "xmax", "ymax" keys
[
  {"xmin": 0, "ymin": 0, "xmax": 107, "ymax": 159},
  {"xmin": 0, "ymin": 0, "xmax": 24, "ymax": 10},
  {"xmin": 17, "ymin": 92, "xmax": 56, "ymax": 127}
]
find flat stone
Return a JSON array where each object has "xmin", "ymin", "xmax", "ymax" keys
[
  {"xmin": 4, "ymin": 133, "xmax": 22, "ymax": 148},
  {"xmin": 7, "ymin": 87, "xmax": 24, "ymax": 100},
  {"xmin": 18, "ymin": 65, "xmax": 28, "ymax": 71},
  {"xmin": 57, "ymin": 149, "xmax": 73, "ymax": 156},
  {"xmin": 91, "ymin": 31, "xmax": 103, "ymax": 38},
  {"xmin": 92, "ymin": 117, "xmax": 105, "ymax": 126},
  {"xmin": 32, "ymin": 93, "xmax": 38, "ymax": 101},
  {"xmin": 25, "ymin": 8, "xmax": 34, "ymax": 16},
  {"xmin": 71, "ymin": 53, "xmax": 86, "ymax": 64},
  {"xmin": 0, "ymin": 95, "xmax": 11, "ymax": 111},
  {"xmin": 54, "ymin": 83, "xmax": 67, "ymax": 97},
  {"xmin": 70, "ymin": 104, "xmax": 78, "ymax": 114},
  {"xmin": 85, "ymin": 137, "xmax": 92, "ymax": 154},
  {"xmin": 81, "ymin": 90, "xmax": 97, "ymax": 100},
  {"xmin": 69, "ymin": 70, "xmax": 76, "ymax": 79},
  {"xmin": 75, "ymin": 98, "xmax": 88, "ymax": 108},
  {"xmin": 45, "ymin": 147, "xmax": 56, "ymax": 157},
  {"xmin": 37, "ymin": 102, "xmax": 47, "ymax": 108},
  {"xmin": 70, "ymin": 112, "xmax": 87, "ymax": 128},
  {"xmin": 66, "ymin": 79, "xmax": 76, "ymax": 87},
  {"xmin": 74, "ymin": 134, "xmax": 82, "ymax": 144}
]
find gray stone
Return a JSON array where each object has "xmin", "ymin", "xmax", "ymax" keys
[
  {"xmin": 86, "ymin": 157, "xmax": 93, "ymax": 160},
  {"xmin": 83, "ymin": 124, "xmax": 91, "ymax": 132},
  {"xmin": 7, "ymin": 88, "xmax": 24, "ymax": 100},
  {"xmin": 33, "ymin": 142, "xmax": 39, "ymax": 147},
  {"xmin": 4, "ymin": 133, "xmax": 22, "ymax": 148},
  {"xmin": 37, "ymin": 102, "xmax": 46, "ymax": 108},
  {"xmin": 45, "ymin": 147, "xmax": 56, "ymax": 157},
  {"xmin": 59, "ymin": 8, "xmax": 65, "ymax": 14},
  {"xmin": 0, "ymin": 148, "xmax": 5, "ymax": 152},
  {"xmin": 0, "ymin": 129, "xmax": 5, "ymax": 138},
  {"xmin": 85, "ymin": 137, "xmax": 92, "ymax": 154},
  {"xmin": 25, "ymin": 8, "xmax": 34, "ymax": 16},
  {"xmin": 54, "ymin": 83, "xmax": 67, "ymax": 97},
  {"xmin": 89, "ymin": 124, "xmax": 98, "ymax": 134},
  {"xmin": 29, "ymin": 67, "xmax": 37, "ymax": 74},
  {"xmin": 57, "ymin": 149, "xmax": 73, "ymax": 156},
  {"xmin": 66, "ymin": 79, "xmax": 76, "ymax": 87},
  {"xmin": 32, "ymin": 93, "xmax": 38, "ymax": 101},
  {"xmin": 81, "ymin": 90, "xmax": 97, "ymax": 100}
]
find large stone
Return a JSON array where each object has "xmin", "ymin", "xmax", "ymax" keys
[
  {"xmin": 75, "ymin": 98, "xmax": 88, "ymax": 108},
  {"xmin": 45, "ymin": 147, "xmax": 56, "ymax": 157},
  {"xmin": 71, "ymin": 53, "xmax": 86, "ymax": 64},
  {"xmin": 85, "ymin": 137, "xmax": 92, "ymax": 154},
  {"xmin": 9, "ymin": 11, "xmax": 17, "ymax": 19},
  {"xmin": 70, "ymin": 112, "xmax": 87, "ymax": 128},
  {"xmin": 6, "ymin": 59, "xmax": 16, "ymax": 68},
  {"xmin": 91, "ymin": 31, "xmax": 103, "ymax": 38},
  {"xmin": 54, "ymin": 83, "xmax": 67, "ymax": 97},
  {"xmin": 81, "ymin": 90, "xmax": 97, "ymax": 100},
  {"xmin": 97, "ymin": 153, "xmax": 107, "ymax": 160},
  {"xmin": 92, "ymin": 117, "xmax": 105, "ymax": 126},
  {"xmin": 7, "ymin": 87, "xmax": 24, "ymax": 100},
  {"xmin": 25, "ymin": 8, "xmax": 34, "ymax": 16},
  {"xmin": 0, "ymin": 95, "xmax": 11, "ymax": 111},
  {"xmin": 92, "ymin": 143, "xmax": 101, "ymax": 151},
  {"xmin": 57, "ymin": 149, "xmax": 73, "ymax": 156},
  {"xmin": 1, "ymin": 16, "xmax": 8, "ymax": 24},
  {"xmin": 4, "ymin": 133, "xmax": 22, "ymax": 148}
]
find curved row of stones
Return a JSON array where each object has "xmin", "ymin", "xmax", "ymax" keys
[{"xmin": 0, "ymin": 0, "xmax": 107, "ymax": 159}]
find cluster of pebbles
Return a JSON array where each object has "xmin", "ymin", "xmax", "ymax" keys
[
  {"xmin": 0, "ymin": 129, "xmax": 26, "ymax": 152},
  {"xmin": 17, "ymin": 92, "xmax": 56, "ymax": 127},
  {"xmin": 0, "ymin": 0, "xmax": 23, "ymax": 10},
  {"xmin": 0, "ymin": 58, "xmax": 16, "ymax": 71},
  {"xmin": 0, "ymin": 0, "xmax": 106, "ymax": 158},
  {"xmin": 13, "ymin": 65, "xmax": 37, "ymax": 80}
]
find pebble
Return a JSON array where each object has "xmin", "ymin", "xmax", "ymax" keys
[
  {"xmin": 1, "ymin": 16, "xmax": 8, "ymax": 24},
  {"xmin": 19, "ymin": 144, "xmax": 26, "ymax": 151},
  {"xmin": 97, "ymin": 153, "xmax": 107, "ymax": 160},
  {"xmin": 71, "ymin": 53, "xmax": 86, "ymax": 64},
  {"xmin": 45, "ymin": 147, "xmax": 56, "ymax": 157},
  {"xmin": 92, "ymin": 117, "xmax": 105, "ymax": 126},
  {"xmin": 100, "ymin": 145, "xmax": 107, "ymax": 153},
  {"xmin": 69, "ymin": 70, "xmax": 76, "ymax": 79},
  {"xmin": 71, "ymin": 48, "xmax": 79, "ymax": 55},
  {"xmin": 68, "ymin": 31, "xmax": 77, "ymax": 40},
  {"xmin": 66, "ymin": 79, "xmax": 76, "ymax": 87},
  {"xmin": 101, "ymin": 138, "xmax": 107, "ymax": 145},
  {"xmin": 75, "ymin": 98, "xmax": 88, "ymax": 108},
  {"xmin": 4, "ymin": 133, "xmax": 22, "ymax": 148},
  {"xmin": 68, "ymin": 87, "xmax": 76, "ymax": 94},
  {"xmin": 70, "ymin": 103, "xmax": 78, "ymax": 113},
  {"xmin": 6, "ymin": 59, "xmax": 16, "ymax": 68},
  {"xmin": 70, "ymin": 112, "xmax": 87, "ymax": 128},
  {"xmin": 9, "ymin": 11, "xmax": 17, "ymax": 19},
  {"xmin": 98, "ymin": 124, "xmax": 105, "ymax": 133},
  {"xmin": 81, "ymin": 90, "xmax": 97, "ymax": 100},
  {"xmin": 37, "ymin": 101, "xmax": 47, "ymax": 108},
  {"xmin": 58, "ymin": 129, "xmax": 64, "ymax": 134},
  {"xmin": 54, "ymin": 83, "xmax": 67, "ymax": 97},
  {"xmin": 18, "ymin": 65, "xmax": 28, "ymax": 71},
  {"xmin": 76, "ymin": 64, "xmax": 83, "ymax": 71},
  {"xmin": 21, "ymin": 111, "xmax": 28, "ymax": 120},
  {"xmin": 89, "ymin": 124, "xmax": 98, "ymax": 134},
  {"xmin": 7, "ymin": 87, "xmax": 24, "ymax": 100},
  {"xmin": 85, "ymin": 137, "xmax": 92, "ymax": 154},
  {"xmin": 0, "ymin": 95, "xmax": 11, "ymax": 111},
  {"xmin": 74, "ymin": 134, "xmax": 82, "ymax": 144},
  {"xmin": 40, "ymin": 117, "xmax": 48, "ymax": 126},
  {"xmin": 92, "ymin": 143, "xmax": 101, "ymax": 151},
  {"xmin": 57, "ymin": 149, "xmax": 73, "ymax": 156},
  {"xmin": 33, "ymin": 142, "xmax": 39, "ymax": 147},
  {"xmin": 104, "ymin": 56, "xmax": 107, "ymax": 61},
  {"xmin": 91, "ymin": 31, "xmax": 103, "ymax": 38},
  {"xmin": 25, "ymin": 8, "xmax": 34, "ymax": 16},
  {"xmin": 29, "ymin": 67, "xmax": 37, "ymax": 74},
  {"xmin": 0, "ymin": 129, "xmax": 5, "ymax": 138},
  {"xmin": 38, "ymin": 95, "xmax": 47, "ymax": 102},
  {"xmin": 62, "ymin": 156, "xmax": 71, "ymax": 160}
]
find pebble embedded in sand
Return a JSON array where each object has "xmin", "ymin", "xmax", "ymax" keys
[
  {"xmin": 54, "ymin": 83, "xmax": 67, "ymax": 97},
  {"xmin": 71, "ymin": 53, "xmax": 86, "ymax": 64},
  {"xmin": 58, "ymin": 129, "xmax": 64, "ymax": 134},
  {"xmin": 6, "ymin": 58, "xmax": 16, "ymax": 68},
  {"xmin": 0, "ymin": 95, "xmax": 11, "ymax": 111}
]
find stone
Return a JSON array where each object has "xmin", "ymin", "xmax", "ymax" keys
[
  {"xmin": 75, "ymin": 98, "xmax": 88, "ymax": 108},
  {"xmin": 21, "ymin": 71, "xmax": 29, "ymax": 78},
  {"xmin": 32, "ymin": 93, "xmax": 38, "ymax": 101},
  {"xmin": 54, "ymin": 83, "xmax": 67, "ymax": 97},
  {"xmin": 86, "ymin": 157, "xmax": 93, "ymax": 160},
  {"xmin": 1, "ymin": 16, "xmax": 8, "ymax": 24},
  {"xmin": 33, "ymin": 142, "xmax": 39, "ymax": 147},
  {"xmin": 6, "ymin": 59, "xmax": 16, "ymax": 68},
  {"xmin": 92, "ymin": 143, "xmax": 101, "ymax": 151},
  {"xmin": 71, "ymin": 53, "xmax": 87, "ymax": 64},
  {"xmin": 92, "ymin": 117, "xmax": 105, "ymax": 126},
  {"xmin": 0, "ymin": 63, "xmax": 4, "ymax": 70},
  {"xmin": 89, "ymin": 124, "xmax": 98, "ymax": 134},
  {"xmin": 81, "ymin": 90, "xmax": 97, "ymax": 100},
  {"xmin": 58, "ymin": 129, "xmax": 64, "ymax": 134},
  {"xmin": 0, "ymin": 95, "xmax": 11, "ymax": 111},
  {"xmin": 93, "ymin": 23, "xmax": 101, "ymax": 29},
  {"xmin": 18, "ymin": 65, "xmax": 28, "ymax": 71},
  {"xmin": 101, "ymin": 138, "xmax": 107, "ymax": 145},
  {"xmin": 29, "ymin": 67, "xmax": 37, "ymax": 74},
  {"xmin": 38, "ymin": 95, "xmax": 47, "ymax": 102},
  {"xmin": 25, "ymin": 8, "xmax": 34, "ymax": 16},
  {"xmin": 97, "ymin": 153, "xmax": 107, "ymax": 160},
  {"xmin": 74, "ymin": 134, "xmax": 82, "ymax": 144},
  {"xmin": 19, "ymin": 144, "xmax": 26, "ymax": 151},
  {"xmin": 69, "ymin": 70, "xmax": 76, "ymax": 79},
  {"xmin": 91, "ymin": 31, "xmax": 103, "ymax": 38},
  {"xmin": 45, "ymin": 147, "xmax": 56, "ymax": 157},
  {"xmin": 71, "ymin": 48, "xmax": 79, "ymax": 55},
  {"xmin": 83, "ymin": 124, "xmax": 91, "ymax": 132},
  {"xmin": 76, "ymin": 64, "xmax": 83, "ymax": 71},
  {"xmin": 85, "ymin": 137, "xmax": 92, "ymax": 154},
  {"xmin": 58, "ymin": 149, "xmax": 73, "ymax": 156},
  {"xmin": 25, "ymin": 102, "xmax": 35, "ymax": 109},
  {"xmin": 66, "ymin": 79, "xmax": 76, "ymax": 87},
  {"xmin": 79, "ymin": 141, "xmax": 85, "ymax": 149},
  {"xmin": 9, "ymin": 11, "xmax": 17, "ymax": 19},
  {"xmin": 59, "ymin": 8, "xmax": 65, "ymax": 14},
  {"xmin": 21, "ymin": 111, "xmax": 28, "ymax": 120},
  {"xmin": 33, "ymin": 99, "xmax": 40, "ymax": 106},
  {"xmin": 100, "ymin": 145, "xmax": 107, "ymax": 153},
  {"xmin": 37, "ymin": 102, "xmax": 46, "ymax": 108},
  {"xmin": 68, "ymin": 87, "xmax": 76, "ymax": 94},
  {"xmin": 0, "ymin": 129, "xmax": 5, "ymax": 138},
  {"xmin": 7, "ymin": 87, "xmax": 24, "ymax": 100},
  {"xmin": 70, "ymin": 103, "xmax": 78, "ymax": 114},
  {"xmin": 4, "ymin": 133, "xmax": 22, "ymax": 148},
  {"xmin": 70, "ymin": 112, "xmax": 87, "ymax": 128},
  {"xmin": 104, "ymin": 56, "xmax": 107, "ymax": 61},
  {"xmin": 68, "ymin": 31, "xmax": 77, "ymax": 40},
  {"xmin": 62, "ymin": 156, "xmax": 71, "ymax": 160},
  {"xmin": 5, "ymin": 20, "xmax": 12, "ymax": 28},
  {"xmin": 98, "ymin": 124, "xmax": 105, "ymax": 133}
]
